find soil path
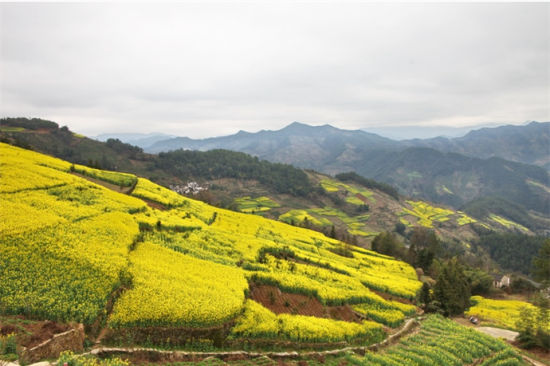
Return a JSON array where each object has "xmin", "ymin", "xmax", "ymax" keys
[
  {"xmin": 90, "ymin": 318, "xmax": 422, "ymax": 363},
  {"xmin": 71, "ymin": 172, "xmax": 136, "ymax": 194},
  {"xmin": 476, "ymin": 327, "xmax": 519, "ymax": 341}
]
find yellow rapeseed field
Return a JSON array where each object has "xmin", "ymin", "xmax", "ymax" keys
[{"xmin": 0, "ymin": 142, "xmax": 421, "ymax": 343}]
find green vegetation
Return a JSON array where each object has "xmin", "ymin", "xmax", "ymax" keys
[
  {"xmin": 532, "ymin": 239, "xmax": 550, "ymax": 285},
  {"xmin": 457, "ymin": 212, "xmax": 477, "ymax": 225},
  {"xmin": 475, "ymin": 233, "xmax": 546, "ymax": 275},
  {"xmin": 441, "ymin": 185, "xmax": 454, "ymax": 194},
  {"xmin": 0, "ymin": 333, "xmax": 17, "ymax": 361},
  {"xmin": 280, "ymin": 206, "xmax": 376, "ymax": 238},
  {"xmin": 421, "ymin": 259, "xmax": 471, "ymax": 316},
  {"xmin": 234, "ymin": 196, "xmax": 280, "ymax": 213},
  {"xmin": 156, "ymin": 149, "xmax": 314, "ymax": 197},
  {"xmin": 319, "ymin": 178, "xmax": 374, "ymax": 204},
  {"xmin": 58, "ymin": 351, "xmax": 129, "ymax": 366},
  {"xmin": 516, "ymin": 294, "xmax": 550, "ymax": 350},
  {"xmin": 0, "ymin": 126, "xmax": 25, "ymax": 132},
  {"xmin": 489, "ymin": 214, "xmax": 530, "ymax": 233},
  {"xmin": 353, "ymin": 315, "xmax": 526, "ymax": 365},
  {"xmin": 463, "ymin": 196, "xmax": 536, "ymax": 231},
  {"xmin": 401, "ymin": 200, "xmax": 454, "ymax": 228},
  {"xmin": 72, "ymin": 164, "xmax": 138, "ymax": 187},
  {"xmin": 231, "ymin": 300, "xmax": 385, "ymax": 343},
  {"xmin": 279, "ymin": 209, "xmax": 332, "ymax": 227},
  {"xmin": 407, "ymin": 171, "xmax": 422, "ymax": 180},
  {"xmin": 526, "ymin": 178, "xmax": 550, "ymax": 193},
  {"xmin": 335, "ymin": 172, "xmax": 399, "ymax": 200},
  {"xmin": 1, "ymin": 117, "xmax": 58, "ymax": 130}
]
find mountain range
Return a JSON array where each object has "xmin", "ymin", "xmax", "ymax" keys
[
  {"xmin": 2, "ymin": 118, "xmax": 549, "ymax": 233},
  {"xmin": 99, "ymin": 121, "xmax": 550, "ymax": 227}
]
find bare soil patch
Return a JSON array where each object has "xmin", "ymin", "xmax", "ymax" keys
[
  {"xmin": 370, "ymin": 289, "xmax": 415, "ymax": 306},
  {"xmin": 0, "ymin": 315, "xmax": 72, "ymax": 348},
  {"xmin": 249, "ymin": 284, "xmax": 361, "ymax": 323}
]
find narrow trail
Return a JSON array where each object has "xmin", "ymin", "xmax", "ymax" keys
[
  {"xmin": 90, "ymin": 318, "xmax": 422, "ymax": 362},
  {"xmin": 70, "ymin": 172, "xmax": 137, "ymax": 194}
]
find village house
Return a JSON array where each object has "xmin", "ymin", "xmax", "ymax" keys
[{"xmin": 493, "ymin": 274, "xmax": 511, "ymax": 288}]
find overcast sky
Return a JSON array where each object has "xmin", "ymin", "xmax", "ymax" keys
[{"xmin": 1, "ymin": 2, "xmax": 548, "ymax": 138}]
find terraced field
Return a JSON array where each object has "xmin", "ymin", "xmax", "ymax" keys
[
  {"xmin": 320, "ymin": 178, "xmax": 374, "ymax": 205},
  {"xmin": 352, "ymin": 315, "xmax": 527, "ymax": 365},
  {"xmin": 466, "ymin": 296, "xmax": 548, "ymax": 331},
  {"xmin": 0, "ymin": 143, "xmax": 422, "ymax": 349},
  {"xmin": 85, "ymin": 315, "xmax": 528, "ymax": 365},
  {"xmin": 234, "ymin": 196, "xmax": 280, "ymax": 213}
]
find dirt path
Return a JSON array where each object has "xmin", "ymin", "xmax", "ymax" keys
[
  {"xmin": 91, "ymin": 318, "xmax": 422, "ymax": 363},
  {"xmin": 71, "ymin": 172, "xmax": 136, "ymax": 194},
  {"xmin": 476, "ymin": 327, "xmax": 519, "ymax": 341},
  {"xmin": 471, "ymin": 326, "xmax": 548, "ymax": 366}
]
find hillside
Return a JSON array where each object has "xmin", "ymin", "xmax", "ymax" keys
[
  {"xmin": 122, "ymin": 121, "xmax": 549, "ymax": 229},
  {"xmin": 350, "ymin": 147, "xmax": 550, "ymax": 230},
  {"xmin": 0, "ymin": 144, "xmax": 542, "ymax": 365},
  {"xmin": 0, "ymin": 118, "xmax": 542, "ymax": 260},
  {"xmin": 0, "ymin": 142, "xmax": 421, "ymax": 348},
  {"xmin": 0, "ymin": 142, "xmax": 537, "ymax": 366},
  {"xmin": 403, "ymin": 121, "xmax": 550, "ymax": 170}
]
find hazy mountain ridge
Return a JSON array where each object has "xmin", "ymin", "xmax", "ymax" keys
[
  {"xmin": 402, "ymin": 121, "xmax": 550, "ymax": 169},
  {"xmin": 95, "ymin": 132, "xmax": 176, "ymax": 149},
  {"xmin": 141, "ymin": 121, "xmax": 550, "ymax": 171},
  {"xmin": 136, "ymin": 121, "xmax": 550, "ymax": 224},
  {"xmin": 146, "ymin": 122, "xmax": 398, "ymax": 171},
  {"xmin": 2, "ymin": 118, "xmax": 549, "ymax": 232}
]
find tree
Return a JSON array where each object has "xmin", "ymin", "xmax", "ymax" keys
[
  {"xmin": 532, "ymin": 239, "xmax": 550, "ymax": 286},
  {"xmin": 329, "ymin": 225, "xmax": 337, "ymax": 239},
  {"xmin": 433, "ymin": 258, "xmax": 471, "ymax": 316},
  {"xmin": 516, "ymin": 293, "xmax": 550, "ymax": 350},
  {"xmin": 418, "ymin": 282, "xmax": 431, "ymax": 307},
  {"xmin": 410, "ymin": 227, "xmax": 441, "ymax": 271},
  {"xmin": 395, "ymin": 222, "xmax": 406, "ymax": 235},
  {"xmin": 371, "ymin": 232, "xmax": 404, "ymax": 258},
  {"xmin": 464, "ymin": 267, "xmax": 493, "ymax": 296}
]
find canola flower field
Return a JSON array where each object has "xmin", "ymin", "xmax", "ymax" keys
[
  {"xmin": 158, "ymin": 315, "xmax": 527, "ymax": 366},
  {"xmin": 234, "ymin": 196, "xmax": 280, "ymax": 213},
  {"xmin": 230, "ymin": 300, "xmax": 385, "ymax": 343},
  {"xmin": 400, "ymin": 200, "xmax": 479, "ymax": 229},
  {"xmin": 466, "ymin": 295, "xmax": 549, "ymax": 331},
  {"xmin": 0, "ymin": 143, "xmax": 422, "ymax": 346},
  {"xmin": 320, "ymin": 178, "xmax": 374, "ymax": 204}
]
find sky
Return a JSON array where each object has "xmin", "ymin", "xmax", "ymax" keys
[{"xmin": 1, "ymin": 2, "xmax": 548, "ymax": 138}]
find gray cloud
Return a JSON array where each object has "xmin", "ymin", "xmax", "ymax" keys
[{"xmin": 1, "ymin": 2, "xmax": 548, "ymax": 138}]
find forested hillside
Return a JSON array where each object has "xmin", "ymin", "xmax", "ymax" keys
[{"xmin": 118, "ymin": 120, "xmax": 550, "ymax": 231}]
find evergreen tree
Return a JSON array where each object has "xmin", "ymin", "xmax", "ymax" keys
[
  {"xmin": 330, "ymin": 225, "xmax": 337, "ymax": 239},
  {"xmin": 433, "ymin": 258, "xmax": 471, "ymax": 316},
  {"xmin": 418, "ymin": 282, "xmax": 431, "ymax": 307},
  {"xmin": 532, "ymin": 239, "xmax": 550, "ymax": 286}
]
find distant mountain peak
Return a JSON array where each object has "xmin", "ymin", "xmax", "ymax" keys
[{"xmin": 281, "ymin": 121, "xmax": 318, "ymax": 131}]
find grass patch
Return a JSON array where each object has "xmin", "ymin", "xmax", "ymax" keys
[
  {"xmin": 400, "ymin": 200, "xmax": 454, "ymax": 228},
  {"xmin": 0, "ymin": 127, "xmax": 25, "ymax": 132},
  {"xmin": 234, "ymin": 196, "xmax": 280, "ymax": 213},
  {"xmin": 319, "ymin": 178, "xmax": 375, "ymax": 203},
  {"xmin": 489, "ymin": 214, "xmax": 529, "ymax": 233}
]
